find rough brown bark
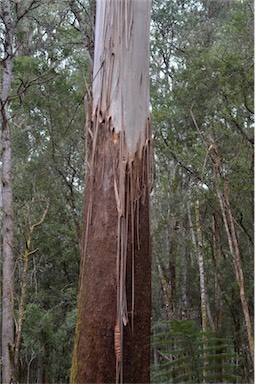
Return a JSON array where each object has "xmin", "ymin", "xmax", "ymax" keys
[
  {"xmin": 122, "ymin": 171, "xmax": 151, "ymax": 383},
  {"xmin": 72, "ymin": 126, "xmax": 151, "ymax": 383},
  {"xmin": 73, "ymin": 129, "xmax": 118, "ymax": 383}
]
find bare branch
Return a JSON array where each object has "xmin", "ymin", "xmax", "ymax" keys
[
  {"xmin": 70, "ymin": 0, "xmax": 93, "ymax": 70},
  {"xmin": 26, "ymin": 247, "xmax": 39, "ymax": 257},
  {"xmin": 14, "ymin": 0, "xmax": 41, "ymax": 27},
  {"xmin": 30, "ymin": 198, "xmax": 50, "ymax": 232}
]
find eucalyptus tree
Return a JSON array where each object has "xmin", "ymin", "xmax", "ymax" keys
[
  {"xmin": 71, "ymin": 1, "xmax": 152, "ymax": 383},
  {"xmin": 1, "ymin": 1, "xmax": 15, "ymax": 382}
]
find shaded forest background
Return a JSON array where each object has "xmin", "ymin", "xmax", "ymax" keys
[{"xmin": 0, "ymin": 0, "xmax": 253, "ymax": 383}]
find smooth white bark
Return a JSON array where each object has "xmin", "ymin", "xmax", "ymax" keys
[
  {"xmin": 1, "ymin": 1, "xmax": 15, "ymax": 382},
  {"xmin": 93, "ymin": 0, "xmax": 151, "ymax": 158}
]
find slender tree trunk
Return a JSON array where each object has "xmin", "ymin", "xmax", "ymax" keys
[
  {"xmin": 180, "ymin": 222, "xmax": 188, "ymax": 320},
  {"xmin": 212, "ymin": 145, "xmax": 254, "ymax": 368},
  {"xmin": 156, "ymin": 255, "xmax": 172, "ymax": 320},
  {"xmin": 187, "ymin": 199, "xmax": 214, "ymax": 330},
  {"xmin": 223, "ymin": 179, "xmax": 254, "ymax": 364},
  {"xmin": 1, "ymin": 1, "xmax": 15, "ymax": 382},
  {"xmin": 70, "ymin": 1, "xmax": 152, "ymax": 383},
  {"xmin": 215, "ymin": 179, "xmax": 254, "ymax": 365},
  {"xmin": 167, "ymin": 230, "xmax": 177, "ymax": 319},
  {"xmin": 213, "ymin": 212, "xmax": 222, "ymax": 331},
  {"xmin": 213, "ymin": 211, "xmax": 224, "ymax": 380},
  {"xmin": 194, "ymin": 200, "xmax": 208, "ymax": 382},
  {"xmin": 195, "ymin": 200, "xmax": 207, "ymax": 334},
  {"xmin": 187, "ymin": 199, "xmax": 197, "ymax": 259}
]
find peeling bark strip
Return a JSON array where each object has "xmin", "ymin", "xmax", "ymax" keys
[{"xmin": 70, "ymin": 1, "xmax": 151, "ymax": 383}]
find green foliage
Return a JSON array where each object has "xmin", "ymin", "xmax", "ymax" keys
[
  {"xmin": 3, "ymin": 1, "xmax": 89, "ymax": 382},
  {"xmin": 19, "ymin": 300, "xmax": 77, "ymax": 383},
  {"xmin": 151, "ymin": 1, "xmax": 253, "ymax": 382},
  {"xmin": 152, "ymin": 320, "xmax": 239, "ymax": 383}
]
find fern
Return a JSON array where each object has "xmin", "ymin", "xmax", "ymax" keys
[{"xmin": 152, "ymin": 320, "xmax": 239, "ymax": 383}]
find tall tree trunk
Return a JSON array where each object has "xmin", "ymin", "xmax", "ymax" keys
[
  {"xmin": 1, "ymin": 1, "xmax": 15, "ymax": 382},
  {"xmin": 70, "ymin": 1, "xmax": 152, "ymax": 383},
  {"xmin": 187, "ymin": 199, "xmax": 214, "ymax": 330}
]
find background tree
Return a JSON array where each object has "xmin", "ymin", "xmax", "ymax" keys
[{"xmin": 0, "ymin": 1, "xmax": 88, "ymax": 381}]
